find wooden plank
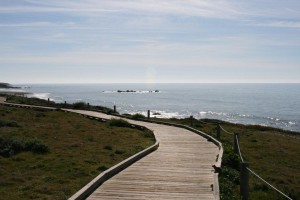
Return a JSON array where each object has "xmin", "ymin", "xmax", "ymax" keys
[{"xmin": 67, "ymin": 110, "xmax": 220, "ymax": 200}]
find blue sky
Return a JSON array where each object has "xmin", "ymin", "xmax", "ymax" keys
[{"xmin": 0, "ymin": 0, "xmax": 300, "ymax": 83}]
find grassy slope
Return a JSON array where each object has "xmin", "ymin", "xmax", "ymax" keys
[
  {"xmin": 0, "ymin": 105, "xmax": 155, "ymax": 200},
  {"xmin": 151, "ymin": 118, "xmax": 300, "ymax": 200},
  {"xmin": 2, "ymin": 96, "xmax": 299, "ymax": 199}
]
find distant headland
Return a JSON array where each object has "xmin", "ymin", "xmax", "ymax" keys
[
  {"xmin": 0, "ymin": 82, "xmax": 30, "ymax": 96},
  {"xmin": 0, "ymin": 83, "xmax": 21, "ymax": 89}
]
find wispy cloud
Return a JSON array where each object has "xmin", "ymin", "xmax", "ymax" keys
[
  {"xmin": 0, "ymin": 0, "xmax": 242, "ymax": 19},
  {"xmin": 253, "ymin": 20, "xmax": 300, "ymax": 28},
  {"xmin": 1, "ymin": 1, "xmax": 300, "ymax": 83},
  {"xmin": 0, "ymin": 22, "xmax": 75, "ymax": 27}
]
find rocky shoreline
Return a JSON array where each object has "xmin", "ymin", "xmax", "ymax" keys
[{"xmin": 0, "ymin": 82, "xmax": 21, "ymax": 89}]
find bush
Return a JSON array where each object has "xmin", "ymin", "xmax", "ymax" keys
[
  {"xmin": 107, "ymin": 119, "xmax": 130, "ymax": 128},
  {"xmin": 0, "ymin": 137, "xmax": 24, "ymax": 157},
  {"xmin": 24, "ymin": 138, "xmax": 49, "ymax": 154},
  {"xmin": 6, "ymin": 121, "xmax": 21, "ymax": 127},
  {"xmin": 143, "ymin": 130, "xmax": 155, "ymax": 141},
  {"xmin": 222, "ymin": 167, "xmax": 240, "ymax": 185},
  {"xmin": 0, "ymin": 120, "xmax": 6, "ymax": 127},
  {"xmin": 222, "ymin": 144, "xmax": 240, "ymax": 170},
  {"xmin": 0, "ymin": 120, "xmax": 21, "ymax": 127},
  {"xmin": 0, "ymin": 137, "xmax": 49, "ymax": 157},
  {"xmin": 73, "ymin": 102, "xmax": 87, "ymax": 109},
  {"xmin": 131, "ymin": 113, "xmax": 146, "ymax": 120},
  {"xmin": 104, "ymin": 145, "xmax": 113, "ymax": 150},
  {"xmin": 97, "ymin": 165, "xmax": 108, "ymax": 172},
  {"xmin": 115, "ymin": 149, "xmax": 125, "ymax": 154}
]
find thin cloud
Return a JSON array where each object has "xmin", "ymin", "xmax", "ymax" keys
[
  {"xmin": 0, "ymin": 22, "xmax": 74, "ymax": 27},
  {"xmin": 1, "ymin": 0, "xmax": 243, "ymax": 19},
  {"xmin": 254, "ymin": 21, "xmax": 300, "ymax": 28}
]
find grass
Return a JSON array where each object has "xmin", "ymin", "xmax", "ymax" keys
[
  {"xmin": 5, "ymin": 96, "xmax": 115, "ymax": 114},
  {"xmin": 0, "ymin": 105, "xmax": 155, "ymax": 200},
  {"xmin": 149, "ymin": 117, "xmax": 300, "ymax": 200},
  {"xmin": 3, "ymin": 95, "xmax": 299, "ymax": 199}
]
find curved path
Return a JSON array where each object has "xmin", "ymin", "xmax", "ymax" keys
[
  {"xmin": 0, "ymin": 98, "xmax": 220, "ymax": 199},
  {"xmin": 67, "ymin": 110, "xmax": 220, "ymax": 200}
]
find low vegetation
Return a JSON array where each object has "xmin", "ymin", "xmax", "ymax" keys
[
  {"xmin": 131, "ymin": 113, "xmax": 146, "ymax": 120},
  {"xmin": 0, "ymin": 137, "xmax": 49, "ymax": 157},
  {"xmin": 5, "ymin": 96, "xmax": 115, "ymax": 114},
  {"xmin": 0, "ymin": 104, "xmax": 155, "ymax": 200},
  {"xmin": 107, "ymin": 119, "xmax": 131, "ymax": 128}
]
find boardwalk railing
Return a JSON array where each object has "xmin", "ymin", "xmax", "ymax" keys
[
  {"xmin": 124, "ymin": 107, "xmax": 294, "ymax": 200},
  {"xmin": 219, "ymin": 125, "xmax": 293, "ymax": 200}
]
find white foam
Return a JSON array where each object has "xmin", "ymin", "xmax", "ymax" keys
[
  {"xmin": 102, "ymin": 90, "xmax": 161, "ymax": 94},
  {"xmin": 126, "ymin": 110, "xmax": 184, "ymax": 119},
  {"xmin": 0, "ymin": 88, "xmax": 24, "ymax": 92},
  {"xmin": 27, "ymin": 93, "xmax": 51, "ymax": 100}
]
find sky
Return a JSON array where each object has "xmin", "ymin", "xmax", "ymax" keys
[{"xmin": 0, "ymin": 0, "xmax": 300, "ymax": 84}]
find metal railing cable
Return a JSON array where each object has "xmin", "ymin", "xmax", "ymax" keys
[
  {"xmin": 246, "ymin": 167, "xmax": 293, "ymax": 200},
  {"xmin": 219, "ymin": 125, "xmax": 234, "ymax": 135}
]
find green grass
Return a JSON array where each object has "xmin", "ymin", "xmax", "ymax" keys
[
  {"xmin": 0, "ymin": 105, "xmax": 155, "ymax": 200},
  {"xmin": 150, "ymin": 117, "xmax": 300, "ymax": 200}
]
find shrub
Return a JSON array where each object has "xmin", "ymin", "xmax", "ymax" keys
[
  {"xmin": 222, "ymin": 144, "xmax": 240, "ymax": 170},
  {"xmin": 143, "ymin": 130, "xmax": 155, "ymax": 140},
  {"xmin": 0, "ymin": 137, "xmax": 49, "ymax": 157},
  {"xmin": 115, "ymin": 149, "xmax": 125, "ymax": 154},
  {"xmin": 24, "ymin": 138, "xmax": 49, "ymax": 154},
  {"xmin": 131, "ymin": 113, "xmax": 146, "ymax": 120},
  {"xmin": 107, "ymin": 119, "xmax": 130, "ymax": 128},
  {"xmin": 73, "ymin": 102, "xmax": 87, "ymax": 109},
  {"xmin": 104, "ymin": 145, "xmax": 113, "ymax": 150},
  {"xmin": 0, "ymin": 120, "xmax": 21, "ymax": 128},
  {"xmin": 222, "ymin": 167, "xmax": 240, "ymax": 185},
  {"xmin": 0, "ymin": 137, "xmax": 24, "ymax": 157},
  {"xmin": 0, "ymin": 120, "xmax": 6, "ymax": 127},
  {"xmin": 97, "ymin": 165, "xmax": 108, "ymax": 172}
]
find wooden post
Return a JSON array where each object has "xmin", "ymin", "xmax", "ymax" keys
[
  {"xmin": 234, "ymin": 132, "xmax": 239, "ymax": 154},
  {"xmin": 114, "ymin": 105, "xmax": 116, "ymax": 113},
  {"xmin": 147, "ymin": 110, "xmax": 150, "ymax": 120},
  {"xmin": 216, "ymin": 123, "xmax": 221, "ymax": 138},
  {"xmin": 190, "ymin": 115, "xmax": 193, "ymax": 126},
  {"xmin": 240, "ymin": 162, "xmax": 249, "ymax": 200}
]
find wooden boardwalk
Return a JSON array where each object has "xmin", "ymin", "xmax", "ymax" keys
[
  {"xmin": 68, "ymin": 110, "xmax": 220, "ymax": 200},
  {"xmin": 0, "ymin": 98, "xmax": 221, "ymax": 199}
]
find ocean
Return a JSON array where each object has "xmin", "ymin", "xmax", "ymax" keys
[{"xmin": 3, "ymin": 83, "xmax": 300, "ymax": 132}]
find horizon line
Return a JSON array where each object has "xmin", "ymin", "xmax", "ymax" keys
[{"xmin": 8, "ymin": 82, "xmax": 300, "ymax": 85}]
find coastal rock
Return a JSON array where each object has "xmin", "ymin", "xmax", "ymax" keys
[{"xmin": 0, "ymin": 83, "xmax": 21, "ymax": 89}]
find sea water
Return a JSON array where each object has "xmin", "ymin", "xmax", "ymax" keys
[{"xmin": 5, "ymin": 83, "xmax": 300, "ymax": 132}]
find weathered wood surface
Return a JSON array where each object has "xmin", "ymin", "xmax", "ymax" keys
[{"xmin": 67, "ymin": 110, "xmax": 219, "ymax": 200}]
